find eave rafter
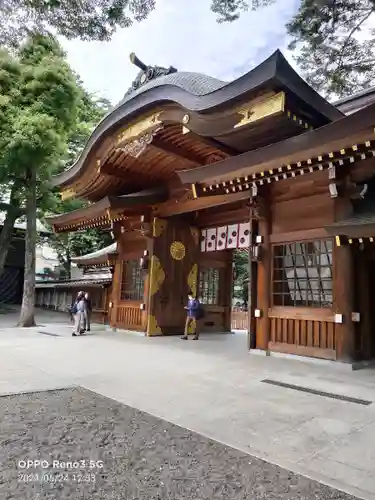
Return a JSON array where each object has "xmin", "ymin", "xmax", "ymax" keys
[
  {"xmin": 335, "ymin": 235, "xmax": 375, "ymax": 247},
  {"xmin": 191, "ymin": 137, "xmax": 375, "ymax": 199},
  {"xmin": 51, "ymin": 187, "xmax": 167, "ymax": 233},
  {"xmin": 102, "ymin": 121, "xmax": 234, "ymax": 174}
]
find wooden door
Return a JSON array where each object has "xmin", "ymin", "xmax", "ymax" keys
[{"xmin": 147, "ymin": 217, "xmax": 199, "ymax": 335}]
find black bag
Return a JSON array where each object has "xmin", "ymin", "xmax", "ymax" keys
[{"xmin": 195, "ymin": 303, "xmax": 205, "ymax": 320}]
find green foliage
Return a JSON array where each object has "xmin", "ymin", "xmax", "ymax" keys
[
  {"xmin": 1, "ymin": 0, "xmax": 156, "ymax": 46},
  {"xmin": 65, "ymin": 81, "xmax": 112, "ymax": 168},
  {"xmin": 0, "ymin": 0, "xmax": 276, "ymax": 45},
  {"xmin": 0, "ymin": 33, "xmax": 79, "ymax": 190},
  {"xmin": 211, "ymin": 0, "xmax": 375, "ymax": 98},
  {"xmin": 287, "ymin": 1, "xmax": 375, "ymax": 98},
  {"xmin": 233, "ymin": 250, "xmax": 248, "ymax": 305},
  {"xmin": 46, "ymin": 228, "xmax": 113, "ymax": 279},
  {"xmin": 42, "ymin": 84, "xmax": 113, "ymax": 276}
]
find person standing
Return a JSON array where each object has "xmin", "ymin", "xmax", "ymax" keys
[
  {"xmin": 181, "ymin": 293, "xmax": 201, "ymax": 341},
  {"xmin": 71, "ymin": 291, "xmax": 86, "ymax": 337},
  {"xmin": 83, "ymin": 292, "xmax": 92, "ymax": 332}
]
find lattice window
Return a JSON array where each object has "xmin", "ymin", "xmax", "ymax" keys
[
  {"xmin": 273, "ymin": 240, "xmax": 333, "ymax": 308},
  {"xmin": 199, "ymin": 268, "xmax": 220, "ymax": 305},
  {"xmin": 120, "ymin": 260, "xmax": 144, "ymax": 301}
]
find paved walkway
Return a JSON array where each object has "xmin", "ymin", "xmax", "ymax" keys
[{"xmin": 1, "ymin": 307, "xmax": 375, "ymax": 499}]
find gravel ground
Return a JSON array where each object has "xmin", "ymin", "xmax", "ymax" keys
[{"xmin": 0, "ymin": 387, "xmax": 360, "ymax": 500}]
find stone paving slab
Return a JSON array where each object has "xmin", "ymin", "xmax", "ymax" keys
[
  {"xmin": 0, "ymin": 387, "xmax": 361, "ymax": 500},
  {"xmin": 1, "ymin": 310, "xmax": 375, "ymax": 499}
]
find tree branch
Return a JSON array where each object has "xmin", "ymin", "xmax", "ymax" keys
[{"xmin": 336, "ymin": 8, "xmax": 375, "ymax": 70}]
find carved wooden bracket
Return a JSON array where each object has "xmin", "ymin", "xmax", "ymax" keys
[{"xmin": 251, "ymin": 196, "xmax": 268, "ymax": 219}]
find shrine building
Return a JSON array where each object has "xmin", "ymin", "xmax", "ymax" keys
[{"xmin": 46, "ymin": 51, "xmax": 375, "ymax": 364}]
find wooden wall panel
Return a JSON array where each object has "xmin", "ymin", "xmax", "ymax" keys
[
  {"xmin": 116, "ymin": 301, "xmax": 143, "ymax": 330},
  {"xmin": 272, "ymin": 192, "xmax": 334, "ymax": 234},
  {"xmin": 109, "ymin": 237, "xmax": 146, "ymax": 331},
  {"xmin": 269, "ymin": 317, "xmax": 336, "ymax": 360}
]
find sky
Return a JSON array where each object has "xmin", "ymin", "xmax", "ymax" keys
[{"xmin": 60, "ymin": 0, "xmax": 300, "ymax": 105}]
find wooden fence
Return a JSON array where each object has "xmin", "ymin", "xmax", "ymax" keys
[{"xmin": 231, "ymin": 308, "xmax": 248, "ymax": 330}]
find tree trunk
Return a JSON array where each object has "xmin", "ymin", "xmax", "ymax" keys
[
  {"xmin": 65, "ymin": 248, "xmax": 71, "ymax": 279},
  {"xmin": 18, "ymin": 169, "xmax": 37, "ymax": 327},
  {"xmin": 0, "ymin": 184, "xmax": 23, "ymax": 278}
]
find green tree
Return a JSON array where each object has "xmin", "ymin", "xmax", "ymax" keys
[
  {"xmin": 233, "ymin": 250, "xmax": 249, "ymax": 305},
  {"xmin": 65, "ymin": 81, "xmax": 112, "ymax": 167},
  {"xmin": 42, "ymin": 87, "xmax": 113, "ymax": 278},
  {"xmin": 213, "ymin": 0, "xmax": 375, "ymax": 98},
  {"xmin": 0, "ymin": 33, "xmax": 79, "ymax": 326},
  {"xmin": 287, "ymin": 1, "xmax": 375, "ymax": 98}
]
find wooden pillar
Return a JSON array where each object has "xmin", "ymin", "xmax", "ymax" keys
[
  {"xmin": 334, "ymin": 197, "xmax": 355, "ymax": 362},
  {"xmin": 247, "ymin": 207, "xmax": 256, "ymax": 349},
  {"xmin": 334, "ymin": 242, "xmax": 355, "ymax": 361},
  {"xmin": 255, "ymin": 198, "xmax": 271, "ymax": 351},
  {"xmin": 110, "ymin": 259, "xmax": 122, "ymax": 328},
  {"xmin": 142, "ymin": 234, "xmax": 154, "ymax": 333},
  {"xmin": 356, "ymin": 247, "xmax": 370, "ymax": 360}
]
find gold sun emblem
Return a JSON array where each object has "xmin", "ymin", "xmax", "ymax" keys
[{"xmin": 170, "ymin": 241, "xmax": 186, "ymax": 260}]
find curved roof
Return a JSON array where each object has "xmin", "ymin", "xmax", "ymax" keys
[
  {"xmin": 52, "ymin": 50, "xmax": 343, "ymax": 189},
  {"xmin": 71, "ymin": 243, "xmax": 117, "ymax": 264}
]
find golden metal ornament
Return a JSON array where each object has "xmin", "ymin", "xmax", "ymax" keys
[
  {"xmin": 187, "ymin": 263, "xmax": 198, "ymax": 297},
  {"xmin": 61, "ymin": 188, "xmax": 75, "ymax": 201},
  {"xmin": 170, "ymin": 241, "xmax": 186, "ymax": 260},
  {"xmin": 147, "ymin": 315, "xmax": 162, "ymax": 335},
  {"xmin": 148, "ymin": 256, "xmax": 165, "ymax": 296},
  {"xmin": 116, "ymin": 112, "xmax": 163, "ymax": 148},
  {"xmin": 234, "ymin": 92, "xmax": 285, "ymax": 128}
]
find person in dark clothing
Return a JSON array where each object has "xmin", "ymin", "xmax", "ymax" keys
[
  {"xmin": 69, "ymin": 291, "xmax": 83, "ymax": 323},
  {"xmin": 181, "ymin": 293, "xmax": 200, "ymax": 340},
  {"xmin": 83, "ymin": 292, "xmax": 92, "ymax": 332}
]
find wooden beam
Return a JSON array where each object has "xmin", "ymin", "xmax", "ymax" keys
[
  {"xmin": 182, "ymin": 130, "xmax": 238, "ymax": 156},
  {"xmin": 196, "ymin": 205, "xmax": 250, "ymax": 227},
  {"xmin": 153, "ymin": 190, "xmax": 250, "ymax": 217},
  {"xmin": 151, "ymin": 136, "xmax": 203, "ymax": 165}
]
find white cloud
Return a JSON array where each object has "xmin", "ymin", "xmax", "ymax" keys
[{"xmin": 60, "ymin": 0, "xmax": 300, "ymax": 104}]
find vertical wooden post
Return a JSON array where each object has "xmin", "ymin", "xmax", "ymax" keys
[
  {"xmin": 247, "ymin": 204, "xmax": 254, "ymax": 350},
  {"xmin": 142, "ymin": 234, "xmax": 154, "ymax": 333},
  {"xmin": 356, "ymin": 247, "xmax": 369, "ymax": 360},
  {"xmin": 333, "ymin": 197, "xmax": 355, "ymax": 362},
  {"xmin": 334, "ymin": 242, "xmax": 355, "ymax": 362},
  {"xmin": 110, "ymin": 259, "xmax": 122, "ymax": 328},
  {"xmin": 256, "ymin": 198, "xmax": 271, "ymax": 351}
]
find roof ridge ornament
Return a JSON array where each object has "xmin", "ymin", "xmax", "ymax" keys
[{"xmin": 125, "ymin": 53, "xmax": 177, "ymax": 96}]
